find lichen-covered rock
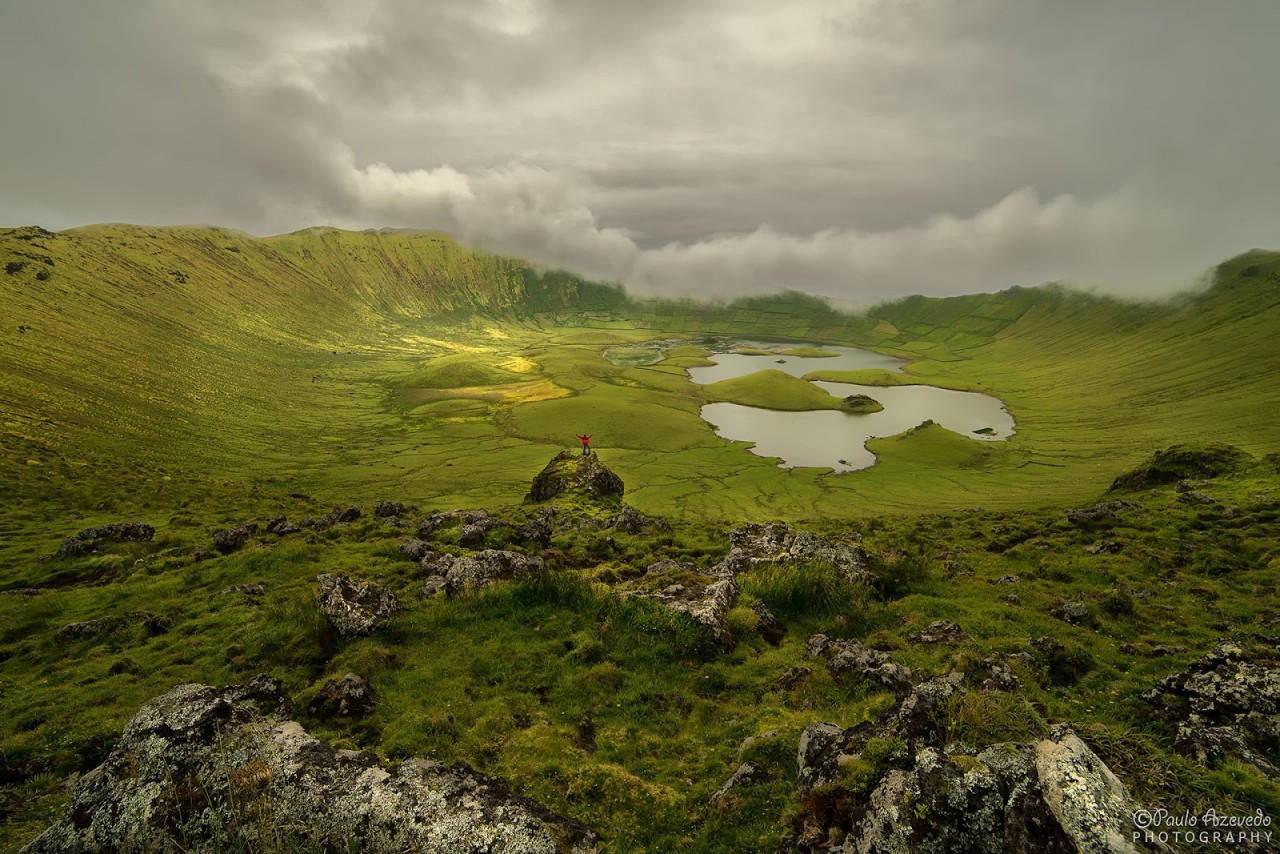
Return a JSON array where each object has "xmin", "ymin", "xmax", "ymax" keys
[
  {"xmin": 709, "ymin": 762, "xmax": 769, "ymax": 807},
  {"xmin": 978, "ymin": 657, "xmax": 1021, "ymax": 692},
  {"xmin": 807, "ymin": 634, "xmax": 915, "ymax": 695},
  {"xmin": 606, "ymin": 505, "xmax": 668, "ymax": 534},
  {"xmin": 55, "ymin": 521, "xmax": 156, "ymax": 557},
  {"xmin": 526, "ymin": 451, "xmax": 624, "ymax": 504},
  {"xmin": 1050, "ymin": 600, "xmax": 1093, "ymax": 625},
  {"xmin": 1086, "ymin": 539, "xmax": 1123, "ymax": 555},
  {"xmin": 776, "ymin": 666, "xmax": 812, "ymax": 690},
  {"xmin": 793, "ymin": 720, "xmax": 1158, "ymax": 853},
  {"xmin": 1142, "ymin": 640, "xmax": 1280, "ymax": 781},
  {"xmin": 422, "ymin": 576, "xmax": 448, "ymax": 598},
  {"xmin": 907, "ymin": 620, "xmax": 971, "ymax": 645},
  {"xmin": 312, "ymin": 505, "xmax": 362, "ymax": 530},
  {"xmin": 515, "ymin": 510, "xmax": 555, "ymax": 548},
  {"xmin": 55, "ymin": 616, "xmax": 125, "ymax": 641},
  {"xmin": 1065, "ymin": 500, "xmax": 1139, "ymax": 525},
  {"xmin": 400, "ymin": 537, "xmax": 434, "ymax": 561},
  {"xmin": 21, "ymin": 679, "xmax": 597, "ymax": 853},
  {"xmin": 716, "ymin": 523, "xmax": 871, "ymax": 584},
  {"xmin": 266, "ymin": 515, "xmax": 300, "ymax": 535},
  {"xmin": 445, "ymin": 550, "xmax": 545, "ymax": 594},
  {"xmin": 307, "ymin": 672, "xmax": 376, "ymax": 719},
  {"xmin": 418, "ymin": 509, "xmax": 504, "ymax": 540},
  {"xmin": 219, "ymin": 582, "xmax": 265, "ymax": 598},
  {"xmin": 316, "ymin": 574, "xmax": 400, "ymax": 636},
  {"xmin": 626, "ymin": 561, "xmax": 739, "ymax": 645}
]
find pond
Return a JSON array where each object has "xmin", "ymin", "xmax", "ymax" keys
[{"xmin": 686, "ymin": 341, "xmax": 1014, "ymax": 472}]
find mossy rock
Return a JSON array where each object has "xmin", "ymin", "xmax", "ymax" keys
[{"xmin": 1110, "ymin": 443, "xmax": 1254, "ymax": 491}]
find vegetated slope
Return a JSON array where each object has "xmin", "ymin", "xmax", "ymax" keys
[
  {"xmin": 702, "ymin": 369, "xmax": 863, "ymax": 411},
  {"xmin": 2, "ymin": 224, "xmax": 1278, "ymax": 531}
]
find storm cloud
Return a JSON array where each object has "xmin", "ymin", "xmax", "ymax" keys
[{"xmin": 1, "ymin": 0, "xmax": 1277, "ymax": 300}]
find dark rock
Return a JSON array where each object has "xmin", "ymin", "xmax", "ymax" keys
[
  {"xmin": 54, "ymin": 538, "xmax": 92, "ymax": 559},
  {"xmin": 1049, "ymin": 600, "xmax": 1092, "ymax": 625},
  {"xmin": 314, "ymin": 506, "xmax": 361, "ymax": 530},
  {"xmin": 129, "ymin": 611, "xmax": 172, "ymax": 635},
  {"xmin": 265, "ymin": 516, "xmax": 300, "ymax": 535},
  {"xmin": 374, "ymin": 501, "xmax": 406, "ymax": 518},
  {"xmin": 418, "ymin": 509, "xmax": 503, "ymax": 541},
  {"xmin": 444, "ymin": 550, "xmax": 545, "ymax": 594},
  {"xmin": 1148, "ymin": 645, "xmax": 1188, "ymax": 657},
  {"xmin": 74, "ymin": 522, "xmax": 156, "ymax": 544},
  {"xmin": 1177, "ymin": 490, "xmax": 1216, "ymax": 506},
  {"xmin": 212, "ymin": 524, "xmax": 256, "ymax": 554},
  {"xmin": 979, "ymin": 657, "xmax": 1021, "ymax": 692},
  {"xmin": 776, "ymin": 666, "xmax": 812, "ymax": 690},
  {"xmin": 515, "ymin": 510, "xmax": 554, "ymax": 548},
  {"xmin": 526, "ymin": 450, "xmax": 625, "ymax": 503},
  {"xmin": 895, "ymin": 672, "xmax": 965, "ymax": 742},
  {"xmin": 1001, "ymin": 593, "xmax": 1023, "ymax": 606},
  {"xmin": 307, "ymin": 673, "xmax": 376, "ymax": 719},
  {"xmin": 55, "ymin": 617, "xmax": 125, "ymax": 641},
  {"xmin": 421, "ymin": 553, "xmax": 456, "ymax": 577},
  {"xmin": 991, "ymin": 574, "xmax": 1021, "ymax": 585},
  {"xmin": 22, "ymin": 680, "xmax": 597, "ymax": 853},
  {"xmin": 316, "ymin": 574, "xmax": 400, "ymax": 637},
  {"xmin": 456, "ymin": 523, "xmax": 488, "ymax": 548},
  {"xmin": 709, "ymin": 762, "xmax": 769, "ymax": 807},
  {"xmin": 421, "ymin": 577, "xmax": 448, "ymax": 598},
  {"xmin": 1086, "ymin": 539, "xmax": 1123, "ymax": 555},
  {"xmin": 1142, "ymin": 640, "xmax": 1280, "ymax": 781},
  {"xmin": 753, "ymin": 602, "xmax": 785, "ymax": 646},
  {"xmin": 188, "ymin": 549, "xmax": 213, "ymax": 563},
  {"xmin": 907, "ymin": 619, "xmax": 971, "ymax": 645},
  {"xmin": 807, "ymin": 634, "xmax": 914, "ymax": 694},
  {"xmin": 606, "ymin": 505, "xmax": 665, "ymax": 534}
]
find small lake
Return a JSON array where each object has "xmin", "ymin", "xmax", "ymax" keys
[{"xmin": 687, "ymin": 341, "xmax": 1014, "ymax": 472}]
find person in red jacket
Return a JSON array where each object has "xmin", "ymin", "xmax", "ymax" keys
[{"xmin": 575, "ymin": 433, "xmax": 592, "ymax": 455}]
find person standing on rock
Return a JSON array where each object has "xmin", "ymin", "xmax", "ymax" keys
[{"xmin": 575, "ymin": 433, "xmax": 592, "ymax": 455}]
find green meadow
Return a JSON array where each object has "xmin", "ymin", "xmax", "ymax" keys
[{"xmin": 2, "ymin": 225, "xmax": 1279, "ymax": 851}]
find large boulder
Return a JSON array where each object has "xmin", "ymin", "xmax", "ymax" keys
[
  {"xmin": 794, "ymin": 720, "xmax": 1160, "ymax": 853},
  {"xmin": 316, "ymin": 574, "xmax": 400, "ymax": 636},
  {"xmin": 21, "ymin": 679, "xmax": 597, "ymax": 853},
  {"xmin": 526, "ymin": 451, "xmax": 624, "ymax": 504},
  {"xmin": 624, "ymin": 560, "xmax": 739, "ymax": 645},
  {"xmin": 1142, "ymin": 640, "xmax": 1280, "ymax": 781},
  {"xmin": 444, "ymin": 550, "xmax": 546, "ymax": 594}
]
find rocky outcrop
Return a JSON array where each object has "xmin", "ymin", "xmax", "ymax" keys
[
  {"xmin": 1065, "ymin": 500, "xmax": 1140, "ymax": 526},
  {"xmin": 526, "ymin": 451, "xmax": 624, "ymax": 503},
  {"xmin": 266, "ymin": 515, "xmax": 300, "ymax": 535},
  {"xmin": 717, "ymin": 523, "xmax": 871, "ymax": 584},
  {"xmin": 55, "ymin": 610, "xmax": 171, "ymax": 641},
  {"xmin": 307, "ymin": 672, "xmax": 376, "ymax": 719},
  {"xmin": 1142, "ymin": 640, "xmax": 1280, "ymax": 781},
  {"xmin": 709, "ymin": 762, "xmax": 769, "ymax": 808},
  {"xmin": 375, "ymin": 501, "xmax": 406, "ymax": 518},
  {"xmin": 625, "ymin": 560, "xmax": 738, "ymax": 645},
  {"xmin": 309, "ymin": 505, "xmax": 362, "ymax": 530},
  {"xmin": 807, "ymin": 634, "xmax": 915, "ymax": 695},
  {"xmin": 316, "ymin": 574, "xmax": 400, "ymax": 636},
  {"xmin": 793, "ymin": 717, "xmax": 1158, "ymax": 853},
  {"xmin": 515, "ymin": 510, "xmax": 555, "ymax": 548},
  {"xmin": 442, "ymin": 550, "xmax": 546, "ymax": 594},
  {"xmin": 22, "ymin": 679, "xmax": 597, "ymax": 853},
  {"xmin": 213, "ymin": 523, "xmax": 257, "ymax": 553},
  {"xmin": 1110, "ymin": 444, "xmax": 1253, "ymax": 491},
  {"xmin": 906, "ymin": 620, "xmax": 971, "ymax": 645},
  {"xmin": 418, "ymin": 509, "xmax": 504, "ymax": 542},
  {"xmin": 54, "ymin": 521, "xmax": 156, "ymax": 557}
]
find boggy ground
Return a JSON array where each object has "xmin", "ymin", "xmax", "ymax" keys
[{"xmin": 1, "ymin": 446, "xmax": 1278, "ymax": 851}]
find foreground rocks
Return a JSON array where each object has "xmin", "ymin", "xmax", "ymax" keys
[
  {"xmin": 1142, "ymin": 640, "xmax": 1280, "ymax": 781},
  {"xmin": 316, "ymin": 574, "xmax": 400, "ymax": 636},
  {"xmin": 22, "ymin": 679, "xmax": 597, "ymax": 853},
  {"xmin": 718, "ymin": 522, "xmax": 871, "ymax": 585},
  {"xmin": 625, "ymin": 560, "xmax": 739, "ymax": 645},
  {"xmin": 807, "ymin": 634, "xmax": 915, "ymax": 694},
  {"xmin": 54, "ymin": 521, "xmax": 155, "ymax": 557},
  {"xmin": 526, "ymin": 450, "xmax": 624, "ymax": 503},
  {"xmin": 421, "ymin": 549, "xmax": 547, "ymax": 594}
]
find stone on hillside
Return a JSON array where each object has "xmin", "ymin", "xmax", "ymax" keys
[
  {"xmin": 991, "ymin": 574, "xmax": 1021, "ymax": 585},
  {"xmin": 307, "ymin": 673, "xmax": 376, "ymax": 719},
  {"xmin": 22, "ymin": 679, "xmax": 597, "ymax": 853},
  {"xmin": 316, "ymin": 574, "xmax": 400, "ymax": 637},
  {"xmin": 794, "ymin": 712, "xmax": 1159, "ymax": 854},
  {"xmin": 752, "ymin": 602, "xmax": 785, "ymax": 645},
  {"xmin": 418, "ymin": 509, "xmax": 503, "ymax": 540},
  {"xmin": 1050, "ymin": 600, "xmax": 1093, "ymax": 625},
  {"xmin": 266, "ymin": 516, "xmax": 300, "ymax": 535},
  {"xmin": 515, "ymin": 510, "xmax": 554, "ymax": 548},
  {"xmin": 1177, "ymin": 490, "xmax": 1216, "ymax": 506},
  {"xmin": 399, "ymin": 537, "xmax": 433, "ymax": 561},
  {"xmin": 313, "ymin": 505, "xmax": 361, "ymax": 530},
  {"xmin": 421, "ymin": 553, "xmax": 456, "ymax": 577},
  {"xmin": 212, "ymin": 524, "xmax": 257, "ymax": 554},
  {"xmin": 607, "ymin": 505, "xmax": 667, "ymax": 534},
  {"xmin": 54, "ymin": 537, "xmax": 92, "ymax": 558},
  {"xmin": 716, "ymin": 522, "xmax": 871, "ymax": 584},
  {"xmin": 55, "ymin": 616, "xmax": 125, "ymax": 641},
  {"xmin": 1111, "ymin": 443, "xmax": 1253, "ymax": 491},
  {"xmin": 1142, "ymin": 640, "xmax": 1280, "ymax": 781},
  {"xmin": 626, "ymin": 561, "xmax": 739, "ymax": 645},
  {"xmin": 979, "ymin": 657, "xmax": 1021, "ymax": 692},
  {"xmin": 807, "ymin": 634, "xmax": 915, "ymax": 694},
  {"xmin": 444, "ymin": 550, "xmax": 545, "ymax": 594},
  {"xmin": 737, "ymin": 729, "xmax": 781, "ymax": 761},
  {"xmin": 1087, "ymin": 539, "xmax": 1123, "ymax": 555},
  {"xmin": 526, "ymin": 450, "xmax": 624, "ymax": 503},
  {"xmin": 374, "ymin": 501, "xmax": 406, "ymax": 518},
  {"xmin": 907, "ymin": 619, "xmax": 971, "ymax": 645},
  {"xmin": 422, "ymin": 576, "xmax": 448, "ymax": 598},
  {"xmin": 218, "ymin": 583, "xmax": 265, "ymax": 598},
  {"xmin": 709, "ymin": 762, "xmax": 769, "ymax": 808},
  {"xmin": 1065, "ymin": 500, "xmax": 1140, "ymax": 525},
  {"xmin": 74, "ymin": 522, "xmax": 156, "ymax": 544}
]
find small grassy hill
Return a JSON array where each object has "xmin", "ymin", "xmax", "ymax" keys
[{"xmin": 702, "ymin": 369, "xmax": 879, "ymax": 412}]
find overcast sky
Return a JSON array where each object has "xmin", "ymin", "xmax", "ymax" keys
[{"xmin": 2, "ymin": 1, "xmax": 1278, "ymax": 301}]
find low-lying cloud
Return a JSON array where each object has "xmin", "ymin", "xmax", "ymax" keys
[{"xmin": 1, "ymin": 0, "xmax": 1277, "ymax": 301}]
